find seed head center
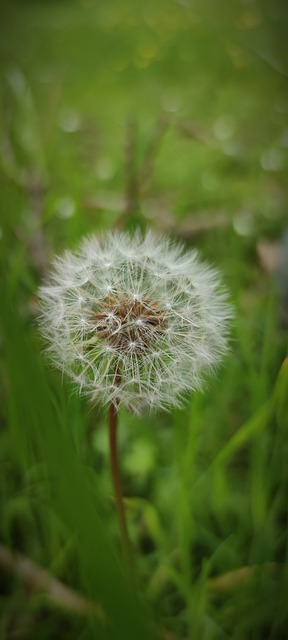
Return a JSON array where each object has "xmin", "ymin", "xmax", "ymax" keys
[{"xmin": 93, "ymin": 295, "xmax": 165, "ymax": 352}]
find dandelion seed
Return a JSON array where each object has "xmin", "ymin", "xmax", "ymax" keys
[{"xmin": 38, "ymin": 229, "xmax": 232, "ymax": 414}]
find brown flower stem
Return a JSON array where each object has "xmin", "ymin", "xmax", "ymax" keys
[{"xmin": 108, "ymin": 402, "xmax": 133, "ymax": 576}]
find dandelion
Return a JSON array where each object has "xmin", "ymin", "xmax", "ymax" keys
[
  {"xmin": 38, "ymin": 229, "xmax": 232, "ymax": 570},
  {"xmin": 38, "ymin": 229, "xmax": 232, "ymax": 413}
]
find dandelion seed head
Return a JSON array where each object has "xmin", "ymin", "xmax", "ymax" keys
[{"xmin": 38, "ymin": 230, "xmax": 233, "ymax": 413}]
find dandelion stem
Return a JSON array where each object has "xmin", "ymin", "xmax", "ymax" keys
[{"xmin": 108, "ymin": 402, "xmax": 133, "ymax": 576}]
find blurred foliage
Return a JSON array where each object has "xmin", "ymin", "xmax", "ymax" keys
[{"xmin": 0, "ymin": 0, "xmax": 288, "ymax": 639}]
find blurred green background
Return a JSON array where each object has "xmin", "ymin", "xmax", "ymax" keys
[{"xmin": 0, "ymin": 1, "xmax": 288, "ymax": 639}]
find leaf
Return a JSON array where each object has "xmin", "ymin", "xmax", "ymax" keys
[{"xmin": 0, "ymin": 262, "xmax": 157, "ymax": 640}]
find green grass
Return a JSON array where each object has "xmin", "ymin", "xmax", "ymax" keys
[{"xmin": 0, "ymin": 1, "xmax": 288, "ymax": 638}]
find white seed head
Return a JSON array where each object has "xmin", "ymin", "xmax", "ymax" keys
[{"xmin": 38, "ymin": 230, "xmax": 233, "ymax": 413}]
